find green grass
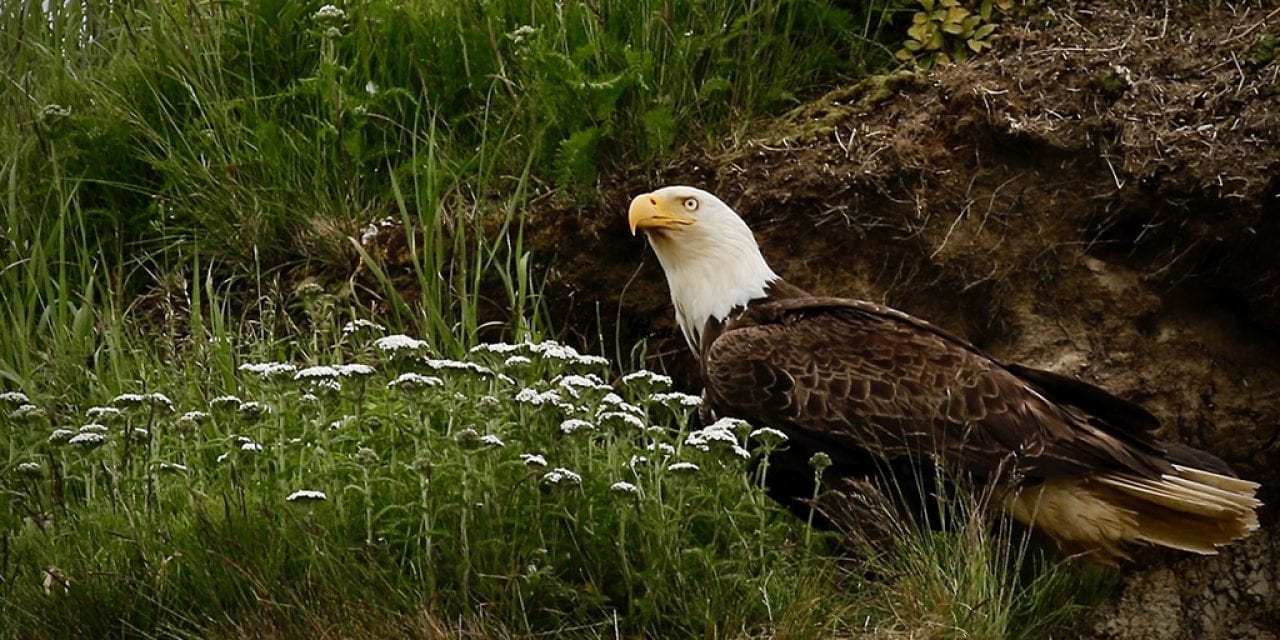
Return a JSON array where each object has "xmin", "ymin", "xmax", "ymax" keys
[
  {"xmin": 0, "ymin": 319, "xmax": 1107, "ymax": 638},
  {"xmin": 0, "ymin": 1, "xmax": 1110, "ymax": 637},
  {"xmin": 0, "ymin": 0, "xmax": 900, "ymax": 386}
]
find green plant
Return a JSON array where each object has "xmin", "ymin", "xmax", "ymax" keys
[{"xmin": 896, "ymin": 0, "xmax": 1012, "ymax": 68}]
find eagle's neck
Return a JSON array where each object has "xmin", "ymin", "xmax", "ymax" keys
[{"xmin": 649, "ymin": 231, "xmax": 779, "ymax": 353}]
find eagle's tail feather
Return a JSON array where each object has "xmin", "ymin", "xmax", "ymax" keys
[{"xmin": 1006, "ymin": 467, "xmax": 1260, "ymax": 563}]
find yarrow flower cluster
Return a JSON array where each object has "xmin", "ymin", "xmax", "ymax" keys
[
  {"xmin": 86, "ymin": 406, "xmax": 123, "ymax": 421},
  {"xmin": 210, "ymin": 395, "xmax": 243, "ymax": 412},
  {"xmin": 470, "ymin": 342, "xmax": 523, "ymax": 355},
  {"xmin": 387, "ymin": 372, "xmax": 443, "ymax": 391},
  {"xmin": 374, "ymin": 334, "xmax": 427, "ymax": 354},
  {"xmin": 342, "ymin": 319, "xmax": 386, "ymax": 336},
  {"xmin": 541, "ymin": 467, "xmax": 582, "ymax": 486},
  {"xmin": 748, "ymin": 427, "xmax": 789, "ymax": 446},
  {"xmin": 609, "ymin": 481, "xmax": 639, "ymax": 495},
  {"xmin": 69, "ymin": 432, "xmax": 106, "ymax": 448},
  {"xmin": 559, "ymin": 418, "xmax": 594, "ymax": 435},
  {"xmin": 0, "ymin": 391, "xmax": 31, "ymax": 405},
  {"xmin": 596, "ymin": 411, "xmax": 644, "ymax": 430},
  {"xmin": 520, "ymin": 453, "xmax": 548, "ymax": 467},
  {"xmin": 294, "ymin": 365, "xmax": 341, "ymax": 381},
  {"xmin": 238, "ymin": 362, "xmax": 298, "ymax": 379},
  {"xmin": 525, "ymin": 341, "xmax": 609, "ymax": 367},
  {"xmin": 622, "ymin": 370, "xmax": 674, "ymax": 388},
  {"xmin": 651, "ymin": 392, "xmax": 702, "ymax": 408},
  {"xmin": 8, "ymin": 404, "xmax": 46, "ymax": 420},
  {"xmin": 479, "ymin": 434, "xmax": 506, "ymax": 448},
  {"xmin": 422, "ymin": 359, "xmax": 492, "ymax": 376},
  {"xmin": 667, "ymin": 461, "xmax": 700, "ymax": 473},
  {"xmin": 686, "ymin": 417, "xmax": 751, "ymax": 459},
  {"xmin": 286, "ymin": 489, "xmax": 328, "ymax": 503}
]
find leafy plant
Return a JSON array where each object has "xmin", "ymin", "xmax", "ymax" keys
[{"xmin": 896, "ymin": 0, "xmax": 1013, "ymax": 68}]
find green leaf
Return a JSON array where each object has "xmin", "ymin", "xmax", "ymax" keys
[
  {"xmin": 553, "ymin": 127, "xmax": 602, "ymax": 191},
  {"xmin": 641, "ymin": 107, "xmax": 677, "ymax": 153},
  {"xmin": 974, "ymin": 23, "xmax": 998, "ymax": 39}
]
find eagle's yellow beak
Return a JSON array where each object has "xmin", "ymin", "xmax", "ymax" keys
[{"xmin": 629, "ymin": 193, "xmax": 694, "ymax": 235}]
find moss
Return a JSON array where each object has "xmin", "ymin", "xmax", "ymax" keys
[{"xmin": 754, "ymin": 71, "xmax": 924, "ymax": 144}]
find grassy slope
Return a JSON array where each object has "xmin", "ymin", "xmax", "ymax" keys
[{"xmin": 1, "ymin": 1, "xmax": 1108, "ymax": 637}]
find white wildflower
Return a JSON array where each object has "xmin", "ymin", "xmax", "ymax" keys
[
  {"xmin": 148, "ymin": 393, "xmax": 174, "ymax": 413},
  {"xmin": 129, "ymin": 427, "xmax": 150, "ymax": 441},
  {"xmin": 294, "ymin": 365, "xmax": 341, "ymax": 381},
  {"xmin": 503, "ymin": 355, "xmax": 532, "ymax": 368},
  {"xmin": 176, "ymin": 411, "xmax": 210, "ymax": 429},
  {"xmin": 240, "ymin": 441, "xmax": 264, "ymax": 452},
  {"xmin": 300, "ymin": 393, "xmax": 320, "ymax": 404},
  {"xmin": 731, "ymin": 445, "xmax": 751, "ymax": 459},
  {"xmin": 470, "ymin": 342, "xmax": 523, "ymax": 354},
  {"xmin": 365, "ymin": 80, "xmax": 379, "ymax": 96},
  {"xmin": 238, "ymin": 401, "xmax": 271, "ymax": 421},
  {"xmin": 16, "ymin": 461, "xmax": 43, "ymax": 477},
  {"xmin": 311, "ymin": 378, "xmax": 342, "ymax": 393},
  {"xmin": 78, "ymin": 423, "xmax": 109, "ymax": 434},
  {"xmin": 647, "ymin": 442, "xmax": 676, "ymax": 456},
  {"xmin": 597, "ymin": 411, "xmax": 644, "ymax": 430},
  {"xmin": 610, "ymin": 481, "xmax": 639, "ymax": 495},
  {"xmin": 110, "ymin": 393, "xmax": 148, "ymax": 408},
  {"xmin": 749, "ymin": 427, "xmax": 789, "ymax": 446},
  {"xmin": 541, "ymin": 467, "xmax": 582, "ymax": 486},
  {"xmin": 628, "ymin": 455, "xmax": 649, "ymax": 469},
  {"xmin": 507, "ymin": 24, "xmax": 536, "ymax": 44},
  {"xmin": 558, "ymin": 374, "xmax": 610, "ymax": 397},
  {"xmin": 329, "ymin": 416, "xmax": 354, "ymax": 430},
  {"xmin": 9, "ymin": 404, "xmax": 46, "ymax": 420},
  {"xmin": 559, "ymin": 418, "xmax": 594, "ymax": 435},
  {"xmin": 157, "ymin": 462, "xmax": 188, "ymax": 473},
  {"xmin": 238, "ymin": 362, "xmax": 299, "ymax": 378},
  {"xmin": 667, "ymin": 462, "xmax": 700, "ymax": 473},
  {"xmin": 0, "ymin": 391, "xmax": 31, "ymax": 405},
  {"xmin": 622, "ymin": 370, "xmax": 673, "ymax": 387},
  {"xmin": 423, "ymin": 359, "xmax": 492, "ymax": 376},
  {"xmin": 520, "ymin": 453, "xmax": 548, "ymax": 467},
  {"xmin": 388, "ymin": 372, "xmax": 443, "ymax": 390},
  {"xmin": 286, "ymin": 489, "xmax": 328, "ymax": 503},
  {"xmin": 599, "ymin": 393, "xmax": 643, "ymax": 415},
  {"xmin": 479, "ymin": 434, "xmax": 505, "ymax": 448},
  {"xmin": 497, "ymin": 374, "xmax": 518, "ymax": 386},
  {"xmin": 48, "ymin": 429, "xmax": 75, "ymax": 445},
  {"xmin": 86, "ymin": 406, "xmax": 123, "ymax": 421},
  {"xmin": 336, "ymin": 363, "xmax": 375, "ymax": 377},
  {"xmin": 652, "ymin": 392, "xmax": 702, "ymax": 408},
  {"xmin": 69, "ymin": 432, "xmax": 106, "ymax": 448},
  {"xmin": 313, "ymin": 4, "xmax": 345, "ymax": 22},
  {"xmin": 709, "ymin": 417, "xmax": 751, "ymax": 434},
  {"xmin": 479, "ymin": 395, "xmax": 501, "ymax": 407},
  {"xmin": 514, "ymin": 387, "xmax": 562, "ymax": 407},
  {"xmin": 342, "ymin": 319, "xmax": 385, "ymax": 336},
  {"xmin": 210, "ymin": 395, "xmax": 243, "ymax": 411},
  {"xmin": 374, "ymin": 334, "xmax": 427, "ymax": 354}
]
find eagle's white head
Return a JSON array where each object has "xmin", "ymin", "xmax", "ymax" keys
[{"xmin": 629, "ymin": 186, "xmax": 779, "ymax": 353}]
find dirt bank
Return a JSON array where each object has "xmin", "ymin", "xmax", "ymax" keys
[{"xmin": 523, "ymin": 2, "xmax": 1280, "ymax": 637}]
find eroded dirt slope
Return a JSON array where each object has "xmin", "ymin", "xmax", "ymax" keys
[{"xmin": 525, "ymin": 2, "xmax": 1280, "ymax": 638}]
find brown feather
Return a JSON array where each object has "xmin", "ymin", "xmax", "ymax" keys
[{"xmin": 701, "ymin": 280, "xmax": 1260, "ymax": 560}]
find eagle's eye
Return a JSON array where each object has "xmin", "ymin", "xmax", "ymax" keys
[{"xmin": 682, "ymin": 197, "xmax": 699, "ymax": 212}]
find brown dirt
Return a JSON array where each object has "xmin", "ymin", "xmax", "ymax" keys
[{"xmin": 518, "ymin": 2, "xmax": 1280, "ymax": 638}]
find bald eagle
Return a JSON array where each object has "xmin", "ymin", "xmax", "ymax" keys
[{"xmin": 629, "ymin": 185, "xmax": 1260, "ymax": 562}]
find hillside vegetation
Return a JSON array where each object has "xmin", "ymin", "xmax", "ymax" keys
[{"xmin": 1, "ymin": 1, "xmax": 1114, "ymax": 637}]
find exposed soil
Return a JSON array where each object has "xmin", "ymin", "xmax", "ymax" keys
[{"xmin": 515, "ymin": 2, "xmax": 1280, "ymax": 637}]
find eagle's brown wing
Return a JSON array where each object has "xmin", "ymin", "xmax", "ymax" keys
[{"xmin": 702, "ymin": 297, "xmax": 1170, "ymax": 482}]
